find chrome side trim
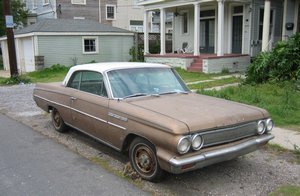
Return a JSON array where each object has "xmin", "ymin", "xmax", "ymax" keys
[
  {"xmin": 34, "ymin": 94, "xmax": 107, "ymax": 124},
  {"xmin": 108, "ymin": 112, "xmax": 128, "ymax": 122},
  {"xmin": 65, "ymin": 123, "xmax": 121, "ymax": 152},
  {"xmin": 108, "ymin": 121, "xmax": 126, "ymax": 130},
  {"xmin": 168, "ymin": 134, "xmax": 274, "ymax": 173},
  {"xmin": 35, "ymin": 95, "xmax": 126, "ymax": 130},
  {"xmin": 34, "ymin": 94, "xmax": 71, "ymax": 110},
  {"xmin": 71, "ymin": 107, "xmax": 107, "ymax": 123}
]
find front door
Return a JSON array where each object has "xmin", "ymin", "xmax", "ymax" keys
[
  {"xmin": 67, "ymin": 71, "xmax": 110, "ymax": 143},
  {"xmin": 232, "ymin": 15, "xmax": 243, "ymax": 53},
  {"xmin": 200, "ymin": 19, "xmax": 215, "ymax": 53}
]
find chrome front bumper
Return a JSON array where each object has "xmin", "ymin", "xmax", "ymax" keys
[{"xmin": 169, "ymin": 134, "xmax": 274, "ymax": 174}]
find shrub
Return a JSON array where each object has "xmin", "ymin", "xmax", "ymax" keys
[
  {"xmin": 43, "ymin": 64, "xmax": 69, "ymax": 72},
  {"xmin": 129, "ymin": 45, "xmax": 144, "ymax": 62},
  {"xmin": 246, "ymin": 33, "xmax": 300, "ymax": 84},
  {"xmin": 149, "ymin": 44, "xmax": 160, "ymax": 54}
]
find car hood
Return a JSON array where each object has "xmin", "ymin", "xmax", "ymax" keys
[{"xmin": 127, "ymin": 93, "xmax": 269, "ymax": 133}]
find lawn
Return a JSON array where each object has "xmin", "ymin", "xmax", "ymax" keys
[
  {"xmin": 269, "ymin": 185, "xmax": 300, "ymax": 196},
  {"xmin": 175, "ymin": 68, "xmax": 227, "ymax": 82},
  {"xmin": 0, "ymin": 64, "xmax": 69, "ymax": 85},
  {"xmin": 199, "ymin": 82, "xmax": 300, "ymax": 131},
  {"xmin": 26, "ymin": 66, "xmax": 69, "ymax": 83},
  {"xmin": 187, "ymin": 77, "xmax": 241, "ymax": 90}
]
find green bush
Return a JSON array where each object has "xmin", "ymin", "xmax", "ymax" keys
[
  {"xmin": 246, "ymin": 33, "xmax": 300, "ymax": 84},
  {"xmin": 43, "ymin": 64, "xmax": 69, "ymax": 72},
  {"xmin": 129, "ymin": 45, "xmax": 144, "ymax": 62},
  {"xmin": 149, "ymin": 44, "xmax": 160, "ymax": 54}
]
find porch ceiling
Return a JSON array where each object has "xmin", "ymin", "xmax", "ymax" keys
[{"xmin": 142, "ymin": 0, "xmax": 251, "ymax": 11}]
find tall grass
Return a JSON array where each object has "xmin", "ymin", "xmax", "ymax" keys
[
  {"xmin": 199, "ymin": 82, "xmax": 300, "ymax": 129},
  {"xmin": 27, "ymin": 64, "xmax": 70, "ymax": 83},
  {"xmin": 0, "ymin": 64, "xmax": 70, "ymax": 85}
]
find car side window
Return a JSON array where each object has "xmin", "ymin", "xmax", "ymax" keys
[
  {"xmin": 68, "ymin": 72, "xmax": 81, "ymax": 89},
  {"xmin": 68, "ymin": 71, "xmax": 107, "ymax": 97}
]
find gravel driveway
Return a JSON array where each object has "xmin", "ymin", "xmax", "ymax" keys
[{"xmin": 1, "ymin": 84, "xmax": 299, "ymax": 195}]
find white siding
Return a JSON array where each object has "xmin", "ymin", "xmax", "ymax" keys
[
  {"xmin": 112, "ymin": 0, "xmax": 144, "ymax": 31},
  {"xmin": 37, "ymin": 35, "xmax": 133, "ymax": 67}
]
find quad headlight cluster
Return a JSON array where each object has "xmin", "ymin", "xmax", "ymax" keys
[
  {"xmin": 257, "ymin": 118, "xmax": 274, "ymax": 135},
  {"xmin": 177, "ymin": 118, "xmax": 274, "ymax": 154},
  {"xmin": 177, "ymin": 134, "xmax": 204, "ymax": 154}
]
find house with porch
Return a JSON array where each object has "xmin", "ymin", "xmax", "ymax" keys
[
  {"xmin": 138, "ymin": 0, "xmax": 300, "ymax": 73},
  {"xmin": 23, "ymin": 0, "xmax": 146, "ymax": 32}
]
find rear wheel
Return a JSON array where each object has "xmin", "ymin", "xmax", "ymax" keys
[
  {"xmin": 129, "ymin": 137, "xmax": 164, "ymax": 182},
  {"xmin": 51, "ymin": 108, "xmax": 67, "ymax": 133}
]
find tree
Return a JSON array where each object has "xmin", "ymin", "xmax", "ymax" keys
[{"xmin": 0, "ymin": 0, "xmax": 28, "ymax": 36}]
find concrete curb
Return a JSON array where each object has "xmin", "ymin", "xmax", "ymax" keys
[
  {"xmin": 0, "ymin": 70, "xmax": 10, "ymax": 78},
  {"xmin": 270, "ymin": 127, "xmax": 300, "ymax": 150}
]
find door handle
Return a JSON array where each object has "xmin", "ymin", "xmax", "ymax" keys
[{"xmin": 70, "ymin": 97, "xmax": 77, "ymax": 101}]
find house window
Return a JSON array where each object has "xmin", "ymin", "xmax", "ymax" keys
[
  {"xmin": 82, "ymin": 37, "xmax": 98, "ymax": 54},
  {"xmin": 182, "ymin": 12, "xmax": 188, "ymax": 34},
  {"xmin": 32, "ymin": 0, "xmax": 37, "ymax": 9},
  {"xmin": 259, "ymin": 8, "xmax": 274, "ymax": 40},
  {"xmin": 130, "ymin": 20, "xmax": 143, "ymax": 32},
  {"xmin": 106, "ymin": 5, "xmax": 116, "ymax": 20},
  {"xmin": 233, "ymin": 6, "xmax": 243, "ymax": 14},
  {"xmin": 43, "ymin": 0, "xmax": 50, "ymax": 5},
  {"xmin": 71, "ymin": 0, "xmax": 86, "ymax": 5},
  {"xmin": 200, "ymin": 10, "xmax": 215, "ymax": 18}
]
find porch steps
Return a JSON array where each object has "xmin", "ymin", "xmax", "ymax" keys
[{"xmin": 187, "ymin": 57, "xmax": 203, "ymax": 72}]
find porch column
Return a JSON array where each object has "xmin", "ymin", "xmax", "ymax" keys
[
  {"xmin": 282, "ymin": 0, "xmax": 287, "ymax": 40},
  {"xmin": 262, "ymin": 0, "xmax": 271, "ymax": 51},
  {"xmin": 217, "ymin": 0, "xmax": 225, "ymax": 56},
  {"xmin": 194, "ymin": 2, "xmax": 200, "ymax": 56},
  {"xmin": 143, "ymin": 11, "xmax": 149, "ymax": 55},
  {"xmin": 160, "ymin": 8, "xmax": 166, "ymax": 55}
]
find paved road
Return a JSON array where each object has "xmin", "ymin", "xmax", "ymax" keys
[{"xmin": 0, "ymin": 113, "xmax": 148, "ymax": 196}]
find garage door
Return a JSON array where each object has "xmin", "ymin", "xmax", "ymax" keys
[{"xmin": 22, "ymin": 38, "xmax": 35, "ymax": 72}]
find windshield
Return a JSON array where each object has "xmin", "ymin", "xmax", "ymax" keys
[{"xmin": 107, "ymin": 68, "xmax": 189, "ymax": 99}]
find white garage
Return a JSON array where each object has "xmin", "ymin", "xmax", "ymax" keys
[{"xmin": 0, "ymin": 19, "xmax": 134, "ymax": 73}]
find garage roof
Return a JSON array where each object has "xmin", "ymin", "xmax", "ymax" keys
[{"xmin": 15, "ymin": 19, "xmax": 131, "ymax": 35}]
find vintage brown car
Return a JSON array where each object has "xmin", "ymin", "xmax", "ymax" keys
[{"xmin": 33, "ymin": 62, "xmax": 274, "ymax": 182}]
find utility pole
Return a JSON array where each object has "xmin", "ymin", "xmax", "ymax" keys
[{"xmin": 3, "ymin": 0, "xmax": 19, "ymax": 77}]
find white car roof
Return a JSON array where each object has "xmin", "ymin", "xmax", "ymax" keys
[{"xmin": 62, "ymin": 62, "xmax": 171, "ymax": 86}]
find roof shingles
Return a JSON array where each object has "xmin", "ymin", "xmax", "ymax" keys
[{"xmin": 15, "ymin": 19, "xmax": 131, "ymax": 34}]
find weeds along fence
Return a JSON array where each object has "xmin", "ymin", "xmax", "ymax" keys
[{"xmin": 134, "ymin": 32, "xmax": 172, "ymax": 53}]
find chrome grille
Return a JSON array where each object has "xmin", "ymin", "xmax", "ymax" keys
[{"xmin": 201, "ymin": 122, "xmax": 257, "ymax": 147}]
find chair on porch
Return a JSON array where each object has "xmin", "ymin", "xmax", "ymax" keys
[{"xmin": 177, "ymin": 42, "xmax": 194, "ymax": 53}]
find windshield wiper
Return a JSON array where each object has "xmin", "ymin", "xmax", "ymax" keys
[
  {"xmin": 159, "ymin": 90, "xmax": 188, "ymax": 95},
  {"xmin": 123, "ymin": 93, "xmax": 148, "ymax": 99}
]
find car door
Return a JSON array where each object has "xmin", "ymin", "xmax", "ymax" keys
[{"xmin": 67, "ymin": 71, "xmax": 110, "ymax": 143}]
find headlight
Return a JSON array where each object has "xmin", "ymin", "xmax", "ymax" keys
[
  {"xmin": 257, "ymin": 120, "xmax": 266, "ymax": 135},
  {"xmin": 191, "ymin": 134, "xmax": 204, "ymax": 150},
  {"xmin": 177, "ymin": 136, "xmax": 191, "ymax": 154},
  {"xmin": 266, "ymin": 118, "xmax": 274, "ymax": 132}
]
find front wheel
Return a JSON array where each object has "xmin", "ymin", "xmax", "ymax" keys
[
  {"xmin": 129, "ymin": 137, "xmax": 164, "ymax": 182},
  {"xmin": 51, "ymin": 108, "xmax": 67, "ymax": 133}
]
